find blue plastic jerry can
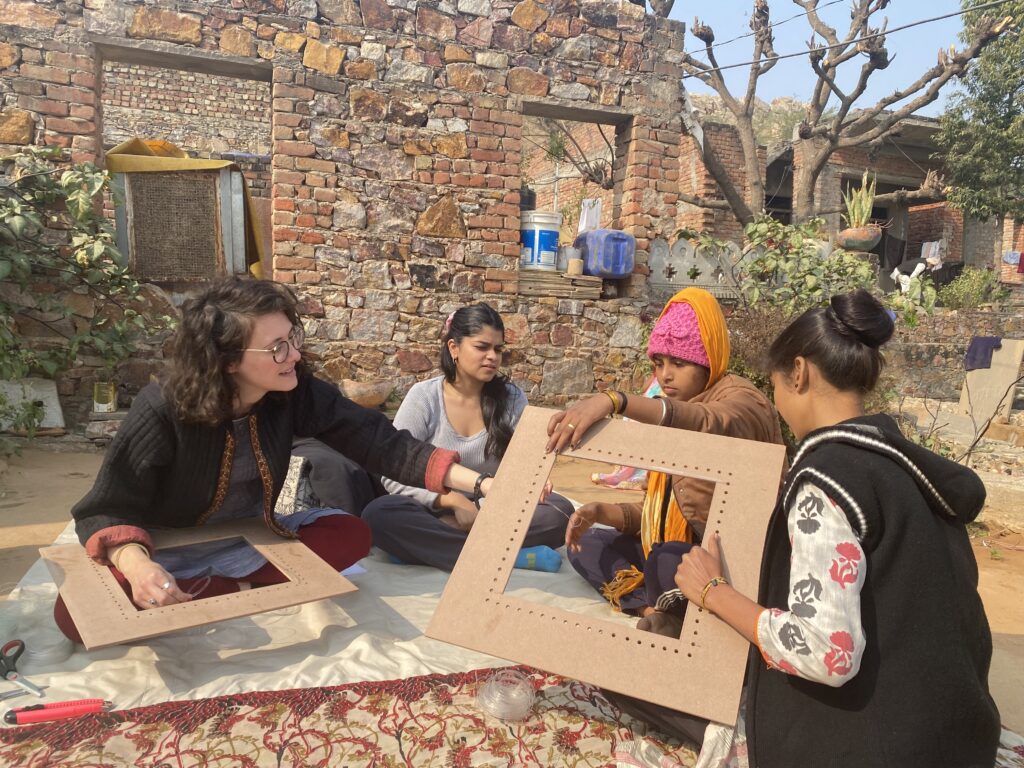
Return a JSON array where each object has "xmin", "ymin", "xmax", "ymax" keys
[{"xmin": 574, "ymin": 229, "xmax": 636, "ymax": 278}]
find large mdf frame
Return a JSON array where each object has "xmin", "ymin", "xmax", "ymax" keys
[
  {"xmin": 40, "ymin": 518, "xmax": 358, "ymax": 650},
  {"xmin": 427, "ymin": 406, "xmax": 786, "ymax": 725}
]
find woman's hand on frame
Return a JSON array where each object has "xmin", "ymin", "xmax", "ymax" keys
[
  {"xmin": 121, "ymin": 557, "xmax": 192, "ymax": 610},
  {"xmin": 545, "ymin": 394, "xmax": 615, "ymax": 453}
]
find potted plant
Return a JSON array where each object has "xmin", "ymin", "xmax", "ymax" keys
[{"xmin": 836, "ymin": 171, "xmax": 882, "ymax": 251}]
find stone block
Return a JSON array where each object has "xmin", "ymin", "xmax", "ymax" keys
[
  {"xmin": 303, "ymin": 39, "xmax": 344, "ymax": 75},
  {"xmin": 385, "ymin": 60, "xmax": 434, "ymax": 84},
  {"xmin": 417, "ymin": 196, "xmax": 467, "ymax": 238},
  {"xmin": 507, "ymin": 67, "xmax": 548, "ymax": 96},
  {"xmin": 475, "ymin": 51, "xmax": 508, "ymax": 69},
  {"xmin": 550, "ymin": 81, "xmax": 591, "ymax": 100},
  {"xmin": 360, "ymin": 42, "xmax": 387, "ymax": 62},
  {"xmin": 0, "ymin": 109, "xmax": 35, "ymax": 144},
  {"xmin": 349, "ymin": 86, "xmax": 388, "ymax": 120},
  {"xmin": 457, "ymin": 0, "xmax": 493, "ymax": 16},
  {"xmin": 344, "ymin": 59, "xmax": 377, "ymax": 79},
  {"xmin": 318, "ymin": 0, "xmax": 361, "ymax": 25},
  {"xmin": 540, "ymin": 356, "xmax": 594, "ymax": 395},
  {"xmin": 511, "ymin": 0, "xmax": 549, "ymax": 32},
  {"xmin": 388, "ymin": 98, "xmax": 428, "ymax": 127},
  {"xmin": 444, "ymin": 44, "xmax": 473, "ymax": 63},
  {"xmin": 220, "ymin": 27, "xmax": 255, "ymax": 57},
  {"xmin": 1, "ymin": 0, "xmax": 61, "ymax": 29},
  {"xmin": 433, "ymin": 133, "xmax": 469, "ymax": 159},
  {"xmin": 0, "ymin": 43, "xmax": 19, "ymax": 69},
  {"xmin": 128, "ymin": 7, "xmax": 202, "ymax": 46},
  {"xmin": 359, "ymin": 0, "xmax": 395, "ymax": 30},
  {"xmin": 460, "ymin": 18, "xmax": 494, "ymax": 47},
  {"xmin": 416, "ymin": 6, "xmax": 456, "ymax": 40},
  {"xmin": 275, "ymin": 31, "xmax": 307, "ymax": 52},
  {"xmin": 446, "ymin": 63, "xmax": 486, "ymax": 92}
]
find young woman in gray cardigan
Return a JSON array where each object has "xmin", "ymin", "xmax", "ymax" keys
[{"xmin": 361, "ymin": 304, "xmax": 572, "ymax": 571}]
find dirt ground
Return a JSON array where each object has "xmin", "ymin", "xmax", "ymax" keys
[{"xmin": 0, "ymin": 449, "xmax": 1021, "ymax": 732}]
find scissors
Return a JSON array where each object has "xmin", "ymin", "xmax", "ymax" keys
[{"xmin": 1, "ymin": 640, "xmax": 45, "ymax": 698}]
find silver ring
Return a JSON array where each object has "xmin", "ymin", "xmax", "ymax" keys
[
  {"xmin": 147, "ymin": 598, "xmax": 157, "ymax": 605},
  {"xmin": 161, "ymin": 581, "xmax": 171, "ymax": 590}
]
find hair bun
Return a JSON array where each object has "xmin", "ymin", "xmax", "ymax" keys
[{"xmin": 829, "ymin": 290, "xmax": 894, "ymax": 349}]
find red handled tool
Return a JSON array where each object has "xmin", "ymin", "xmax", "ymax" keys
[{"xmin": 5, "ymin": 698, "xmax": 112, "ymax": 725}]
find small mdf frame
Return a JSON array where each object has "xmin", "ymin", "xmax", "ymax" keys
[
  {"xmin": 40, "ymin": 518, "xmax": 358, "ymax": 650},
  {"xmin": 427, "ymin": 406, "xmax": 786, "ymax": 725}
]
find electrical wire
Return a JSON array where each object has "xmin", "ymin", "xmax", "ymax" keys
[
  {"xmin": 710, "ymin": 0, "xmax": 847, "ymax": 49},
  {"xmin": 682, "ymin": 0, "xmax": 1014, "ymax": 80}
]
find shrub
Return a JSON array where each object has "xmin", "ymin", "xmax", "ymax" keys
[{"xmin": 937, "ymin": 266, "xmax": 1008, "ymax": 309}]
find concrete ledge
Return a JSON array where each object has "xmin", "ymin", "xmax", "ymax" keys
[{"xmin": 90, "ymin": 35, "xmax": 273, "ymax": 82}]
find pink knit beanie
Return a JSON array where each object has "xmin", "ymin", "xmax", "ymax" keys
[{"xmin": 647, "ymin": 301, "xmax": 710, "ymax": 368}]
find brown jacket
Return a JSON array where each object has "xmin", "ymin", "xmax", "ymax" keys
[{"xmin": 620, "ymin": 374, "xmax": 785, "ymax": 541}]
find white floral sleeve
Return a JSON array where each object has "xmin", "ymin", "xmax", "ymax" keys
[{"xmin": 755, "ymin": 481, "xmax": 867, "ymax": 686}]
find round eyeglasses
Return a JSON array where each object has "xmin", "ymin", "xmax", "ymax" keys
[{"xmin": 241, "ymin": 326, "xmax": 305, "ymax": 363}]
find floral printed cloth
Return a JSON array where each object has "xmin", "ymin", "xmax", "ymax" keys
[{"xmin": 0, "ymin": 666, "xmax": 698, "ymax": 768}]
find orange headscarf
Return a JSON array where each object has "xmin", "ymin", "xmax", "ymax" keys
[{"xmin": 655, "ymin": 288, "xmax": 730, "ymax": 390}]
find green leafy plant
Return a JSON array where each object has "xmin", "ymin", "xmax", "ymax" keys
[
  {"xmin": 841, "ymin": 171, "xmax": 877, "ymax": 228},
  {"xmin": 0, "ymin": 147, "xmax": 173, "ymax": 455},
  {"xmin": 739, "ymin": 215, "xmax": 877, "ymax": 314},
  {"xmin": 0, "ymin": 392, "xmax": 45, "ymax": 457},
  {"xmin": 937, "ymin": 266, "xmax": 1008, "ymax": 309},
  {"xmin": 888, "ymin": 272, "xmax": 937, "ymax": 328}
]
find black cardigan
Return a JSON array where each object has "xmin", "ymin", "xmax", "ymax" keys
[
  {"xmin": 73, "ymin": 374, "xmax": 446, "ymax": 549},
  {"xmin": 746, "ymin": 415, "xmax": 999, "ymax": 768}
]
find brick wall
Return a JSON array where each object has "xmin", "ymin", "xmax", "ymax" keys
[
  {"xmin": 679, "ymin": 123, "xmax": 763, "ymax": 244},
  {"xmin": 0, "ymin": 0, "xmax": 687, "ymax": 418},
  {"xmin": 524, "ymin": 117, "xmax": 618, "ymax": 243},
  {"xmin": 1000, "ymin": 218, "xmax": 1024, "ymax": 286},
  {"xmin": 101, "ymin": 61, "xmax": 271, "ymax": 155},
  {"xmin": 908, "ymin": 203, "xmax": 965, "ymax": 263}
]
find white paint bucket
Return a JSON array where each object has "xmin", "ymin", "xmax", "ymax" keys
[{"xmin": 520, "ymin": 210, "xmax": 562, "ymax": 271}]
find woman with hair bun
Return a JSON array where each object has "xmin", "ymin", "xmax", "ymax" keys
[
  {"xmin": 361, "ymin": 303, "xmax": 572, "ymax": 570},
  {"xmin": 55, "ymin": 277, "xmax": 497, "ymax": 643},
  {"xmin": 674, "ymin": 289, "xmax": 999, "ymax": 767}
]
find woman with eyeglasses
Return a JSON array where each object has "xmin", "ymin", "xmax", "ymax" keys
[{"xmin": 54, "ymin": 276, "xmax": 494, "ymax": 643}]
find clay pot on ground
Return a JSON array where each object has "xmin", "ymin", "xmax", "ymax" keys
[
  {"xmin": 340, "ymin": 379, "xmax": 394, "ymax": 409},
  {"xmin": 835, "ymin": 225, "xmax": 882, "ymax": 251}
]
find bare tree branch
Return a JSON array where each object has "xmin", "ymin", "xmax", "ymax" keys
[
  {"xmin": 677, "ymin": 191, "xmax": 734, "ymax": 210},
  {"xmin": 812, "ymin": 170, "xmax": 947, "ymax": 215}
]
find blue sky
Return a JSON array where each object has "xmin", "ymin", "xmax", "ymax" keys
[{"xmin": 669, "ymin": 0, "xmax": 969, "ymax": 117}]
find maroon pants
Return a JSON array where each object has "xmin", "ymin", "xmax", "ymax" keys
[{"xmin": 54, "ymin": 514, "xmax": 371, "ymax": 644}]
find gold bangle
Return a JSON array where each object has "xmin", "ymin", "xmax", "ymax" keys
[
  {"xmin": 604, "ymin": 390, "xmax": 620, "ymax": 415},
  {"xmin": 700, "ymin": 575, "xmax": 729, "ymax": 611}
]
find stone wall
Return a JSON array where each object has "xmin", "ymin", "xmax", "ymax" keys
[
  {"xmin": 887, "ymin": 307, "xmax": 1024, "ymax": 401},
  {"xmin": 101, "ymin": 61, "xmax": 271, "ymax": 155},
  {"xmin": 0, "ymin": 0, "xmax": 688, "ymax": 419}
]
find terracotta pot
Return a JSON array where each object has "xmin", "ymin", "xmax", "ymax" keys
[
  {"xmin": 340, "ymin": 379, "xmax": 394, "ymax": 409},
  {"xmin": 836, "ymin": 225, "xmax": 882, "ymax": 251}
]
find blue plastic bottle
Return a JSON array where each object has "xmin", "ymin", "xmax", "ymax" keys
[{"xmin": 574, "ymin": 229, "xmax": 636, "ymax": 278}]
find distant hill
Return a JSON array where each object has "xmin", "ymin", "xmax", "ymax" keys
[{"xmin": 688, "ymin": 94, "xmax": 816, "ymax": 147}]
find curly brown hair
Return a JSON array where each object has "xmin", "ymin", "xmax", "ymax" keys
[{"xmin": 164, "ymin": 276, "xmax": 303, "ymax": 425}]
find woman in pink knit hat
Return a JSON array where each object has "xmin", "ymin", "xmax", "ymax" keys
[{"xmin": 549, "ymin": 287, "xmax": 784, "ymax": 639}]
